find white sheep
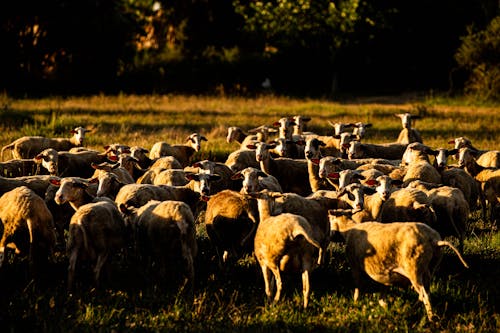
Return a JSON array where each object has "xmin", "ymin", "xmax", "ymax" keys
[
  {"xmin": 149, "ymin": 132, "xmax": 207, "ymax": 167},
  {"xmin": 348, "ymin": 140, "xmax": 408, "ymax": 160},
  {"xmin": 232, "ymin": 167, "xmax": 282, "ymax": 194},
  {"xmin": 395, "ymin": 113, "xmax": 423, "ymax": 144},
  {"xmin": 379, "ymin": 186, "xmax": 437, "ymax": 225},
  {"xmin": 120, "ymin": 200, "xmax": 197, "ymax": 290},
  {"xmin": 226, "ymin": 125, "xmax": 277, "ymax": 149},
  {"xmin": 352, "ymin": 122, "xmax": 372, "ymax": 139},
  {"xmin": 1, "ymin": 126, "xmax": 90, "ymax": 161},
  {"xmin": 224, "ymin": 148, "xmax": 260, "ymax": 173},
  {"xmin": 328, "ymin": 209, "xmax": 469, "ymax": 321},
  {"xmin": 0, "ymin": 186, "xmax": 56, "ymax": 279},
  {"xmin": 0, "ymin": 174, "xmax": 56, "ymax": 198},
  {"xmin": 253, "ymin": 190, "xmax": 323, "ymax": 308},
  {"xmin": 449, "ymin": 137, "xmax": 500, "ymax": 168},
  {"xmin": 304, "ymin": 138, "xmax": 337, "ymax": 192},
  {"xmin": 34, "ymin": 148, "xmax": 110, "ymax": 178}
]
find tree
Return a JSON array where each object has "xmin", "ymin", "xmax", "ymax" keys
[{"xmin": 233, "ymin": 0, "xmax": 373, "ymax": 95}]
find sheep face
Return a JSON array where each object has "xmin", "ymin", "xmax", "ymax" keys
[
  {"xmin": 186, "ymin": 171, "xmax": 220, "ymax": 196},
  {"xmin": 35, "ymin": 148, "xmax": 58, "ymax": 175},
  {"xmin": 367, "ymin": 175, "xmax": 396, "ymax": 201},
  {"xmin": 434, "ymin": 148, "xmax": 458, "ymax": 169},
  {"xmin": 95, "ymin": 173, "xmax": 119, "ymax": 197},
  {"xmin": 254, "ymin": 142, "xmax": 274, "ymax": 162},
  {"xmin": 274, "ymin": 117, "xmax": 296, "ymax": 139},
  {"xmin": 53, "ymin": 178, "xmax": 89, "ymax": 205},
  {"xmin": 318, "ymin": 156, "xmax": 341, "ymax": 179},
  {"xmin": 71, "ymin": 126, "xmax": 89, "ymax": 146},
  {"xmin": 338, "ymin": 183, "xmax": 365, "ymax": 210},
  {"xmin": 347, "ymin": 141, "xmax": 363, "ymax": 159},
  {"xmin": 272, "ymin": 138, "xmax": 288, "ymax": 157},
  {"xmin": 226, "ymin": 127, "xmax": 241, "ymax": 143},
  {"xmin": 304, "ymin": 138, "xmax": 324, "ymax": 160},
  {"xmin": 450, "ymin": 137, "xmax": 471, "ymax": 150},
  {"xmin": 338, "ymin": 170, "xmax": 365, "ymax": 190},
  {"xmin": 458, "ymin": 147, "xmax": 478, "ymax": 168},
  {"xmin": 187, "ymin": 133, "xmax": 207, "ymax": 152},
  {"xmin": 353, "ymin": 122, "xmax": 372, "ymax": 138},
  {"xmin": 239, "ymin": 167, "xmax": 267, "ymax": 194},
  {"xmin": 328, "ymin": 121, "xmax": 354, "ymax": 136},
  {"xmin": 292, "ymin": 115, "xmax": 311, "ymax": 133}
]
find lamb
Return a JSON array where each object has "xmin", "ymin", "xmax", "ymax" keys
[
  {"xmin": 250, "ymin": 141, "xmax": 311, "ymax": 196},
  {"xmin": 407, "ymin": 180, "xmax": 470, "ymax": 251},
  {"xmin": 149, "ymin": 132, "xmax": 207, "ymax": 167},
  {"xmin": 231, "ymin": 167, "xmax": 282, "ymax": 194},
  {"xmin": 348, "ymin": 140, "xmax": 408, "ymax": 160},
  {"xmin": 0, "ymin": 158, "xmax": 40, "ymax": 177},
  {"xmin": 1, "ymin": 126, "xmax": 90, "ymax": 160},
  {"xmin": 458, "ymin": 147, "xmax": 500, "ymax": 223},
  {"xmin": 395, "ymin": 112, "xmax": 423, "ymax": 144},
  {"xmin": 0, "ymin": 186, "xmax": 56, "ymax": 280},
  {"xmin": 204, "ymin": 189, "xmax": 259, "ymax": 266},
  {"xmin": 120, "ymin": 200, "xmax": 197, "ymax": 290},
  {"xmin": 34, "ymin": 148, "xmax": 110, "ymax": 178},
  {"xmin": 328, "ymin": 209, "xmax": 469, "ymax": 321},
  {"xmin": 253, "ymin": 190, "xmax": 322, "ymax": 308}
]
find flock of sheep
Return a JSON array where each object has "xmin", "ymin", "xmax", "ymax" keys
[{"xmin": 0, "ymin": 112, "xmax": 498, "ymax": 322}]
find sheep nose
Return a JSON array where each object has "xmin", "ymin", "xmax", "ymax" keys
[
  {"xmin": 256, "ymin": 154, "xmax": 262, "ymax": 161},
  {"xmin": 305, "ymin": 151, "xmax": 313, "ymax": 159}
]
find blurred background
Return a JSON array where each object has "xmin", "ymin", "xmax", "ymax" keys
[{"xmin": 0, "ymin": 0, "xmax": 498, "ymax": 100}]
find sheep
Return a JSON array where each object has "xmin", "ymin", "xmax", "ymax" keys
[
  {"xmin": 0, "ymin": 174, "xmax": 55, "ymax": 198},
  {"xmin": 50, "ymin": 177, "xmax": 100, "ymax": 211},
  {"xmin": 352, "ymin": 122, "xmax": 372, "ymax": 139},
  {"xmin": 34, "ymin": 148, "xmax": 111, "ymax": 178},
  {"xmin": 103, "ymin": 143, "xmax": 131, "ymax": 157},
  {"xmin": 224, "ymin": 149, "xmax": 260, "ymax": 173},
  {"xmin": 152, "ymin": 169, "xmax": 190, "ymax": 186},
  {"xmin": 401, "ymin": 142, "xmax": 435, "ymax": 166},
  {"xmin": 149, "ymin": 132, "xmax": 207, "ymax": 167},
  {"xmin": 253, "ymin": 190, "xmax": 322, "ymax": 308},
  {"xmin": 327, "ymin": 121, "xmax": 355, "ymax": 136},
  {"xmin": 449, "ymin": 137, "xmax": 500, "ymax": 168},
  {"xmin": 458, "ymin": 147, "xmax": 500, "ymax": 223},
  {"xmin": 0, "ymin": 186, "xmax": 56, "ymax": 280},
  {"xmin": 395, "ymin": 113, "xmax": 423, "ymax": 144},
  {"xmin": 114, "ymin": 184, "xmax": 175, "ymax": 209},
  {"xmin": 407, "ymin": 180, "xmax": 470, "ymax": 251},
  {"xmin": 250, "ymin": 141, "xmax": 311, "ymax": 196},
  {"xmin": 231, "ymin": 167, "xmax": 282, "ymax": 194},
  {"xmin": 273, "ymin": 117, "xmax": 306, "ymax": 158},
  {"xmin": 90, "ymin": 164, "xmax": 135, "ymax": 200},
  {"xmin": 120, "ymin": 200, "xmax": 197, "ymax": 290},
  {"xmin": 66, "ymin": 199, "xmax": 127, "ymax": 292},
  {"xmin": 304, "ymin": 138, "xmax": 337, "ymax": 192},
  {"xmin": 328, "ymin": 209, "xmax": 469, "ymax": 321},
  {"xmin": 204, "ymin": 189, "xmax": 260, "ymax": 267},
  {"xmin": 226, "ymin": 125, "xmax": 278, "ymax": 149},
  {"xmin": 191, "ymin": 159, "xmax": 242, "ymax": 193},
  {"xmin": 348, "ymin": 140, "xmax": 408, "ymax": 160},
  {"xmin": 1, "ymin": 126, "xmax": 90, "ymax": 161},
  {"xmin": 129, "ymin": 146, "xmax": 154, "ymax": 169},
  {"xmin": 292, "ymin": 115, "xmax": 313, "ymax": 136},
  {"xmin": 402, "ymin": 160, "xmax": 442, "ymax": 187},
  {"xmin": 0, "ymin": 158, "xmax": 40, "ymax": 177},
  {"xmin": 136, "ymin": 156, "xmax": 184, "ymax": 184},
  {"xmin": 331, "ymin": 168, "xmax": 384, "ymax": 190},
  {"xmin": 379, "ymin": 186, "xmax": 437, "ymax": 225}
]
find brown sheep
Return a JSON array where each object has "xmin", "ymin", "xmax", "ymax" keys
[
  {"xmin": 328, "ymin": 209, "xmax": 468, "ymax": 321},
  {"xmin": 1, "ymin": 126, "xmax": 90, "ymax": 161},
  {"xmin": 253, "ymin": 190, "xmax": 322, "ymax": 308},
  {"xmin": 204, "ymin": 189, "xmax": 259, "ymax": 267},
  {"xmin": 0, "ymin": 186, "xmax": 56, "ymax": 279}
]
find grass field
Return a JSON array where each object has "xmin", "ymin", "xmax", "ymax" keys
[{"xmin": 0, "ymin": 93, "xmax": 498, "ymax": 332}]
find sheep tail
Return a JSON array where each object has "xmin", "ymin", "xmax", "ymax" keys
[
  {"xmin": 293, "ymin": 226, "xmax": 323, "ymax": 265},
  {"xmin": 436, "ymin": 240, "xmax": 469, "ymax": 268}
]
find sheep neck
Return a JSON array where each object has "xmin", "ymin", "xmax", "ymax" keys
[
  {"xmin": 69, "ymin": 189, "xmax": 95, "ymax": 211},
  {"xmin": 259, "ymin": 153, "xmax": 276, "ymax": 177},
  {"xmin": 256, "ymin": 197, "xmax": 273, "ymax": 221}
]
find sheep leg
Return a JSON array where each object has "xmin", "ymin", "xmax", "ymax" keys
[
  {"xmin": 260, "ymin": 264, "xmax": 273, "ymax": 299},
  {"xmin": 351, "ymin": 266, "xmax": 363, "ymax": 302},
  {"xmin": 270, "ymin": 266, "xmax": 282, "ymax": 303},
  {"xmin": 94, "ymin": 252, "xmax": 109, "ymax": 287},
  {"xmin": 302, "ymin": 269, "xmax": 310, "ymax": 308},
  {"xmin": 411, "ymin": 279, "xmax": 435, "ymax": 321},
  {"xmin": 0, "ymin": 245, "xmax": 5, "ymax": 268},
  {"xmin": 67, "ymin": 250, "xmax": 78, "ymax": 293}
]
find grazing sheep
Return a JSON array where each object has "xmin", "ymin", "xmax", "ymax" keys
[
  {"xmin": 348, "ymin": 140, "xmax": 408, "ymax": 160},
  {"xmin": 120, "ymin": 200, "xmax": 197, "ymax": 290},
  {"xmin": 66, "ymin": 199, "xmax": 127, "ymax": 292},
  {"xmin": 458, "ymin": 147, "xmax": 500, "ymax": 223},
  {"xmin": 35, "ymin": 148, "xmax": 110, "ymax": 178},
  {"xmin": 253, "ymin": 190, "xmax": 322, "ymax": 308},
  {"xmin": 0, "ymin": 158, "xmax": 40, "ymax": 177},
  {"xmin": 1, "ymin": 126, "xmax": 90, "ymax": 160},
  {"xmin": 149, "ymin": 132, "xmax": 207, "ymax": 167},
  {"xmin": 395, "ymin": 113, "xmax": 423, "ymax": 144},
  {"xmin": 224, "ymin": 149, "xmax": 260, "ymax": 173},
  {"xmin": 407, "ymin": 181, "xmax": 470, "ymax": 251},
  {"xmin": 0, "ymin": 186, "xmax": 56, "ymax": 279},
  {"xmin": 204, "ymin": 189, "xmax": 259, "ymax": 266},
  {"xmin": 328, "ymin": 209, "xmax": 468, "ymax": 321},
  {"xmin": 250, "ymin": 141, "xmax": 311, "ymax": 196},
  {"xmin": 232, "ymin": 167, "xmax": 283, "ymax": 194}
]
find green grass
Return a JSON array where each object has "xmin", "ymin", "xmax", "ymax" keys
[{"xmin": 0, "ymin": 93, "xmax": 498, "ymax": 332}]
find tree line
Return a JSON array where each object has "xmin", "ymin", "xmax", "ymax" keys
[{"xmin": 0, "ymin": 0, "xmax": 498, "ymax": 100}]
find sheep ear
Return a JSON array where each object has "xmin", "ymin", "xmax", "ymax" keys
[
  {"xmin": 318, "ymin": 140, "xmax": 326, "ymax": 147},
  {"xmin": 332, "ymin": 134, "xmax": 341, "ymax": 139},
  {"xmin": 411, "ymin": 115, "xmax": 421, "ymax": 119},
  {"xmin": 231, "ymin": 171, "xmax": 243, "ymax": 180},
  {"xmin": 302, "ymin": 117, "xmax": 311, "ymax": 122},
  {"xmin": 352, "ymin": 173, "xmax": 366, "ymax": 181},
  {"xmin": 364, "ymin": 123, "xmax": 372, "ymax": 128},
  {"xmin": 192, "ymin": 161, "xmax": 201, "ymax": 168},
  {"xmin": 91, "ymin": 162, "xmax": 100, "ymax": 170},
  {"xmin": 201, "ymin": 136, "xmax": 208, "ymax": 141},
  {"xmin": 209, "ymin": 174, "xmax": 222, "ymax": 181},
  {"xmin": 119, "ymin": 203, "xmax": 130, "ymax": 215},
  {"xmin": 362, "ymin": 185, "xmax": 376, "ymax": 195},
  {"xmin": 391, "ymin": 179, "xmax": 403, "ymax": 187},
  {"xmin": 327, "ymin": 172, "xmax": 340, "ymax": 179},
  {"xmin": 70, "ymin": 129, "xmax": 77, "ymax": 134},
  {"xmin": 364, "ymin": 179, "xmax": 378, "ymax": 187},
  {"xmin": 394, "ymin": 113, "xmax": 403, "ymax": 118},
  {"xmin": 49, "ymin": 178, "xmax": 61, "ymax": 186},
  {"xmin": 310, "ymin": 158, "xmax": 320, "ymax": 165},
  {"xmin": 448, "ymin": 149, "xmax": 458, "ymax": 156},
  {"xmin": 108, "ymin": 155, "xmax": 118, "ymax": 162},
  {"xmin": 272, "ymin": 121, "xmax": 280, "ymax": 127},
  {"xmin": 88, "ymin": 178, "xmax": 99, "ymax": 184},
  {"xmin": 185, "ymin": 172, "xmax": 198, "ymax": 181},
  {"xmin": 246, "ymin": 144, "xmax": 257, "ymax": 150}
]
